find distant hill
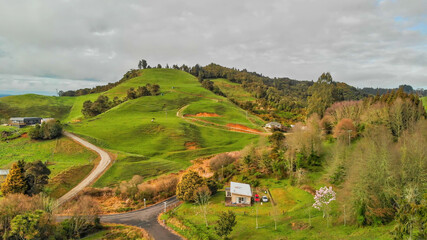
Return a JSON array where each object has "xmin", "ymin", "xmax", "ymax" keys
[{"xmin": 360, "ymin": 84, "xmax": 427, "ymax": 96}]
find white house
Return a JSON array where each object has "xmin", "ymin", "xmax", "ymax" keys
[
  {"xmin": 225, "ymin": 182, "xmax": 252, "ymax": 206},
  {"xmin": 0, "ymin": 169, "xmax": 9, "ymax": 181}
]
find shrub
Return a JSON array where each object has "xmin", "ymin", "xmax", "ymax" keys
[
  {"xmin": 29, "ymin": 121, "xmax": 62, "ymax": 140},
  {"xmin": 209, "ymin": 153, "xmax": 236, "ymax": 172},
  {"xmin": 176, "ymin": 171, "xmax": 204, "ymax": 202}
]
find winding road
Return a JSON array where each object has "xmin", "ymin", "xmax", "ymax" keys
[
  {"xmin": 59, "ymin": 131, "xmax": 182, "ymax": 239},
  {"xmin": 57, "ymin": 132, "xmax": 112, "ymax": 206}
]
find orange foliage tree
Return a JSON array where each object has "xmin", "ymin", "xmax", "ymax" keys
[{"xmin": 333, "ymin": 118, "xmax": 357, "ymax": 141}]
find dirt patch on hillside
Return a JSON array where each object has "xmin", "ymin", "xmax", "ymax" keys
[
  {"xmin": 291, "ymin": 221, "xmax": 311, "ymax": 230},
  {"xmin": 300, "ymin": 185, "xmax": 316, "ymax": 196},
  {"xmin": 184, "ymin": 141, "xmax": 199, "ymax": 150},
  {"xmin": 21, "ymin": 133, "xmax": 28, "ymax": 138},
  {"xmin": 184, "ymin": 112, "xmax": 221, "ymax": 117},
  {"xmin": 226, "ymin": 123, "xmax": 262, "ymax": 133}
]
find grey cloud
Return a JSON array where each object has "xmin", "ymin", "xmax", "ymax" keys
[{"xmin": 0, "ymin": 0, "xmax": 426, "ymax": 95}]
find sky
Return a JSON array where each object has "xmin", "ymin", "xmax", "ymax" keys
[{"xmin": 0, "ymin": 0, "xmax": 426, "ymax": 95}]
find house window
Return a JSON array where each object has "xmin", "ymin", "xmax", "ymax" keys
[
  {"xmin": 238, "ymin": 197, "xmax": 245, "ymax": 203},
  {"xmin": 226, "ymin": 191, "xmax": 231, "ymax": 197}
]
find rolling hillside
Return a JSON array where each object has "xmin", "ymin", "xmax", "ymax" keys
[{"xmin": 1, "ymin": 69, "xmax": 263, "ymax": 187}]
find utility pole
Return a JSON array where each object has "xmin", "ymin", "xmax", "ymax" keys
[
  {"xmin": 164, "ymin": 202, "xmax": 167, "ymax": 213},
  {"xmin": 344, "ymin": 205, "xmax": 346, "ymax": 226},
  {"xmin": 144, "ymin": 198, "xmax": 146, "ymax": 208},
  {"xmin": 347, "ymin": 130, "xmax": 352, "ymax": 146}
]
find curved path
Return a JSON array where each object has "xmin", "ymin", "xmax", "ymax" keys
[
  {"xmin": 100, "ymin": 197, "xmax": 182, "ymax": 240},
  {"xmin": 57, "ymin": 131, "xmax": 112, "ymax": 206}
]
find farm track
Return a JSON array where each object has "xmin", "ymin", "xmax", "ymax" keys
[{"xmin": 57, "ymin": 132, "xmax": 112, "ymax": 206}]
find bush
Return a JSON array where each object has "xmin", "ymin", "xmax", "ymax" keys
[
  {"xmin": 29, "ymin": 121, "xmax": 62, "ymax": 140},
  {"xmin": 209, "ymin": 153, "xmax": 236, "ymax": 172},
  {"xmin": 176, "ymin": 171, "xmax": 204, "ymax": 202}
]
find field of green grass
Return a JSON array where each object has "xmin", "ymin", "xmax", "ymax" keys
[
  {"xmin": 212, "ymin": 78, "xmax": 256, "ymax": 102},
  {"xmin": 81, "ymin": 225, "xmax": 148, "ymax": 240},
  {"xmin": 0, "ymin": 94, "xmax": 76, "ymax": 120},
  {"xmin": 1, "ymin": 69, "xmax": 262, "ymax": 187},
  {"xmin": 164, "ymin": 181, "xmax": 393, "ymax": 240},
  {"xmin": 422, "ymin": 96, "xmax": 427, "ymax": 111},
  {"xmin": 0, "ymin": 136, "xmax": 96, "ymax": 176},
  {"xmin": 64, "ymin": 69, "xmax": 261, "ymax": 187},
  {"xmin": 0, "ymin": 135, "xmax": 97, "ymax": 198}
]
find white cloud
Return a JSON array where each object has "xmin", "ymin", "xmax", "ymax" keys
[{"xmin": 0, "ymin": 0, "xmax": 426, "ymax": 95}]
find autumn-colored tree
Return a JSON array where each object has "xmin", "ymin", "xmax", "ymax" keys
[
  {"xmin": 333, "ymin": 118, "xmax": 357, "ymax": 142},
  {"xmin": 176, "ymin": 171, "xmax": 204, "ymax": 202},
  {"xmin": 1, "ymin": 161, "xmax": 27, "ymax": 195}
]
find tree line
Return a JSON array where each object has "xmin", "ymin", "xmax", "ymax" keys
[{"xmin": 81, "ymin": 83, "xmax": 160, "ymax": 117}]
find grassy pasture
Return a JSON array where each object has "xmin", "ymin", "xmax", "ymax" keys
[
  {"xmin": 212, "ymin": 78, "xmax": 256, "ymax": 102},
  {"xmin": 1, "ymin": 69, "xmax": 262, "ymax": 187},
  {"xmin": 164, "ymin": 180, "xmax": 393, "ymax": 240},
  {"xmin": 0, "ymin": 94, "xmax": 75, "ymax": 120},
  {"xmin": 422, "ymin": 96, "xmax": 427, "ymax": 111},
  {"xmin": 66, "ymin": 69, "xmax": 261, "ymax": 186}
]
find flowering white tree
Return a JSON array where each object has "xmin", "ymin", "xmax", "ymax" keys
[{"xmin": 313, "ymin": 186, "xmax": 336, "ymax": 227}]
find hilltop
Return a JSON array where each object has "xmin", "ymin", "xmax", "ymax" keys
[{"xmin": 0, "ymin": 69, "xmax": 263, "ymax": 187}]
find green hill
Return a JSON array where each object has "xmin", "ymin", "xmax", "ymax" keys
[
  {"xmin": 0, "ymin": 94, "xmax": 75, "ymax": 120},
  {"xmin": 1, "ymin": 69, "xmax": 263, "ymax": 187}
]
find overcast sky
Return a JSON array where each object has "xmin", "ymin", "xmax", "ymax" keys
[{"xmin": 0, "ymin": 0, "xmax": 426, "ymax": 95}]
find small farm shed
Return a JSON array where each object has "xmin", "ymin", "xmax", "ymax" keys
[
  {"xmin": 265, "ymin": 122, "xmax": 282, "ymax": 130},
  {"xmin": 225, "ymin": 182, "xmax": 252, "ymax": 206},
  {"xmin": 9, "ymin": 117, "xmax": 42, "ymax": 128}
]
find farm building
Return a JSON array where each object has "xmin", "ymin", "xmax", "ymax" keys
[
  {"xmin": 265, "ymin": 122, "xmax": 282, "ymax": 130},
  {"xmin": 9, "ymin": 117, "xmax": 42, "ymax": 128},
  {"xmin": 0, "ymin": 169, "xmax": 9, "ymax": 182},
  {"xmin": 225, "ymin": 182, "xmax": 252, "ymax": 206},
  {"xmin": 41, "ymin": 118, "xmax": 55, "ymax": 123}
]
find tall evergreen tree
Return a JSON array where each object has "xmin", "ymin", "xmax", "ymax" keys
[{"xmin": 1, "ymin": 160, "xmax": 27, "ymax": 195}]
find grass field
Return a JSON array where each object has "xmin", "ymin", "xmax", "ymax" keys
[
  {"xmin": 0, "ymin": 135, "xmax": 97, "ymax": 198},
  {"xmin": 0, "ymin": 94, "xmax": 75, "ymax": 120},
  {"xmin": 212, "ymin": 78, "xmax": 256, "ymax": 102},
  {"xmin": 81, "ymin": 225, "xmax": 149, "ymax": 240},
  {"xmin": 422, "ymin": 96, "xmax": 427, "ymax": 111},
  {"xmin": 65, "ymin": 69, "xmax": 261, "ymax": 186},
  {"xmin": 0, "ymin": 69, "xmax": 262, "ymax": 187},
  {"xmin": 164, "ymin": 180, "xmax": 393, "ymax": 240}
]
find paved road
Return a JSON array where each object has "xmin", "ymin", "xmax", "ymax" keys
[
  {"xmin": 57, "ymin": 131, "xmax": 112, "ymax": 206},
  {"xmin": 101, "ymin": 197, "xmax": 182, "ymax": 240},
  {"xmin": 56, "ymin": 197, "xmax": 182, "ymax": 240}
]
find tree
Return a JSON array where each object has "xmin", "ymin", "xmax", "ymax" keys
[
  {"xmin": 333, "ymin": 118, "xmax": 357, "ymax": 143},
  {"xmin": 140, "ymin": 59, "xmax": 147, "ymax": 69},
  {"xmin": 29, "ymin": 121, "xmax": 62, "ymax": 140},
  {"xmin": 176, "ymin": 171, "xmax": 204, "ymax": 202},
  {"xmin": 307, "ymin": 72, "xmax": 335, "ymax": 117},
  {"xmin": 8, "ymin": 210, "xmax": 53, "ymax": 240},
  {"xmin": 215, "ymin": 210, "xmax": 237, "ymax": 239},
  {"xmin": 1, "ymin": 161, "xmax": 27, "ymax": 195},
  {"xmin": 157, "ymin": 64, "xmax": 162, "ymax": 68},
  {"xmin": 194, "ymin": 185, "xmax": 211, "ymax": 227},
  {"xmin": 313, "ymin": 186, "xmax": 336, "ymax": 227},
  {"xmin": 24, "ymin": 161, "xmax": 51, "ymax": 196},
  {"xmin": 268, "ymin": 131, "xmax": 285, "ymax": 149}
]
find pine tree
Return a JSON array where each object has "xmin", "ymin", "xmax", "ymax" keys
[{"xmin": 1, "ymin": 161, "xmax": 28, "ymax": 195}]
